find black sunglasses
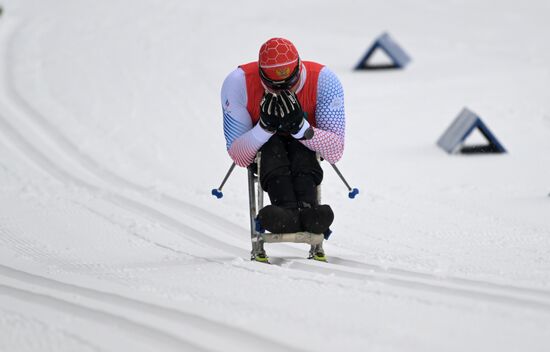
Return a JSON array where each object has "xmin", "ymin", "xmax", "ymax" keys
[{"xmin": 259, "ymin": 61, "xmax": 301, "ymax": 90}]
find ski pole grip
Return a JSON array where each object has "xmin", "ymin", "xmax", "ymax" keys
[
  {"xmin": 303, "ymin": 127, "xmax": 314, "ymax": 140},
  {"xmin": 348, "ymin": 188, "xmax": 359, "ymax": 199},
  {"xmin": 211, "ymin": 189, "xmax": 223, "ymax": 199}
]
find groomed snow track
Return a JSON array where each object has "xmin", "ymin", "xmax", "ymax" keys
[{"xmin": 1, "ymin": 13, "xmax": 550, "ymax": 352}]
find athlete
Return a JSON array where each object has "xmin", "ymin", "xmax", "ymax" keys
[{"xmin": 220, "ymin": 37, "xmax": 345, "ymax": 236}]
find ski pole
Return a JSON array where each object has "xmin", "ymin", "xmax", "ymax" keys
[
  {"xmin": 211, "ymin": 162, "xmax": 236, "ymax": 199},
  {"xmin": 330, "ymin": 163, "xmax": 359, "ymax": 199}
]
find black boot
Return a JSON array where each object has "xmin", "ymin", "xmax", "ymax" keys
[
  {"xmin": 299, "ymin": 204, "xmax": 334, "ymax": 234},
  {"xmin": 258, "ymin": 205, "xmax": 301, "ymax": 233}
]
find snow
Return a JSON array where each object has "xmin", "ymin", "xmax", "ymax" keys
[{"xmin": 0, "ymin": 0, "xmax": 549, "ymax": 351}]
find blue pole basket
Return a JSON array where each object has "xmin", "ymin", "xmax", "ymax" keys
[{"xmin": 211, "ymin": 189, "xmax": 223, "ymax": 199}]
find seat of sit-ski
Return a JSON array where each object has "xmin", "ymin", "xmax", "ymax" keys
[{"xmin": 262, "ymin": 231, "xmax": 324, "ymax": 245}]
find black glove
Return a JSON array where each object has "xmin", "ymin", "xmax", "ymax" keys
[
  {"xmin": 277, "ymin": 90, "xmax": 305, "ymax": 134},
  {"xmin": 258, "ymin": 92, "xmax": 280, "ymax": 132}
]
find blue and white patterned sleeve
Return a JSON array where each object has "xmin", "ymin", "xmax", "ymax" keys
[
  {"xmin": 301, "ymin": 67, "xmax": 345, "ymax": 164},
  {"xmin": 221, "ymin": 68, "xmax": 273, "ymax": 167}
]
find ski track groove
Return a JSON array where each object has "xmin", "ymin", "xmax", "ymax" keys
[
  {"xmin": 0, "ymin": 308, "xmax": 104, "ymax": 352},
  {"xmin": 281, "ymin": 260, "xmax": 550, "ymax": 313},
  {"xmin": 2, "ymin": 19, "xmax": 550, "ymax": 315},
  {"xmin": 0, "ymin": 264, "xmax": 305, "ymax": 352},
  {"xmin": 0, "ymin": 283, "xmax": 211, "ymax": 352}
]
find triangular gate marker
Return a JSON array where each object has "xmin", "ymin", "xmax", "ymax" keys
[
  {"xmin": 437, "ymin": 108, "xmax": 507, "ymax": 154},
  {"xmin": 354, "ymin": 32, "xmax": 411, "ymax": 70}
]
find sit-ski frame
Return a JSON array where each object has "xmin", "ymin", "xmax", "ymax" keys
[
  {"xmin": 212, "ymin": 153, "xmax": 358, "ymax": 262},
  {"xmin": 248, "ymin": 152, "xmax": 324, "ymax": 261}
]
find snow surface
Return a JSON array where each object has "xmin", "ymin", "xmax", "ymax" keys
[{"xmin": 1, "ymin": 0, "xmax": 549, "ymax": 351}]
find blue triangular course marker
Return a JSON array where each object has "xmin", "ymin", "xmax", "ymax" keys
[
  {"xmin": 354, "ymin": 32, "xmax": 411, "ymax": 70},
  {"xmin": 437, "ymin": 108, "xmax": 507, "ymax": 154}
]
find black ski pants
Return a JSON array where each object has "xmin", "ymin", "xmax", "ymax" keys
[{"xmin": 259, "ymin": 134, "xmax": 323, "ymax": 209}]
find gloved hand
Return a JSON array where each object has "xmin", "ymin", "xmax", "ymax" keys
[
  {"xmin": 277, "ymin": 90, "xmax": 305, "ymax": 134},
  {"xmin": 258, "ymin": 92, "xmax": 280, "ymax": 133}
]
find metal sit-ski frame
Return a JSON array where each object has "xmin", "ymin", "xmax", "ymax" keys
[
  {"xmin": 248, "ymin": 152, "xmax": 325, "ymax": 261},
  {"xmin": 212, "ymin": 152, "xmax": 358, "ymax": 263}
]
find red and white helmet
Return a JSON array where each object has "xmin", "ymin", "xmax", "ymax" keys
[{"xmin": 258, "ymin": 38, "xmax": 301, "ymax": 90}]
